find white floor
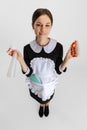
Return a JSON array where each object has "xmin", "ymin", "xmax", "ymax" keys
[{"xmin": 0, "ymin": 67, "xmax": 87, "ymax": 130}]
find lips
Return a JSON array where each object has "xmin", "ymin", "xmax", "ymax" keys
[{"xmin": 39, "ymin": 33, "xmax": 46, "ymax": 35}]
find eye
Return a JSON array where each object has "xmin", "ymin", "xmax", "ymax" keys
[
  {"xmin": 46, "ymin": 24, "xmax": 51, "ymax": 27},
  {"xmin": 36, "ymin": 24, "xmax": 41, "ymax": 27}
]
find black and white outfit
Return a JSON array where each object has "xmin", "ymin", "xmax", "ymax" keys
[{"xmin": 23, "ymin": 38, "xmax": 66, "ymax": 104}]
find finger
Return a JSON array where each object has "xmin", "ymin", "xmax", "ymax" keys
[
  {"xmin": 7, "ymin": 48, "xmax": 12, "ymax": 52},
  {"xmin": 7, "ymin": 49, "xmax": 16, "ymax": 56}
]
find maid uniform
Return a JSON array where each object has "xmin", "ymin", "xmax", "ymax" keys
[{"xmin": 23, "ymin": 38, "xmax": 66, "ymax": 104}]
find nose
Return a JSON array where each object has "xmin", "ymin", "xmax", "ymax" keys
[{"xmin": 40, "ymin": 25, "xmax": 45, "ymax": 32}]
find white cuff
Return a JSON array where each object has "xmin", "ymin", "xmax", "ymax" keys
[{"xmin": 59, "ymin": 65, "xmax": 63, "ymax": 73}]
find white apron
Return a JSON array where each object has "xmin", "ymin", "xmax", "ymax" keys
[{"xmin": 26, "ymin": 58, "xmax": 59, "ymax": 101}]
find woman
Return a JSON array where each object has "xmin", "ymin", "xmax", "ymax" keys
[{"xmin": 7, "ymin": 8, "xmax": 78, "ymax": 117}]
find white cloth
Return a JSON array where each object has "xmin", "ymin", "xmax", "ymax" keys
[
  {"xmin": 26, "ymin": 58, "xmax": 59, "ymax": 101},
  {"xmin": 30, "ymin": 38, "xmax": 57, "ymax": 53}
]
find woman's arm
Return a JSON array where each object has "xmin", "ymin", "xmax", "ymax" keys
[
  {"xmin": 7, "ymin": 48, "xmax": 28, "ymax": 73},
  {"xmin": 60, "ymin": 40, "xmax": 79, "ymax": 71}
]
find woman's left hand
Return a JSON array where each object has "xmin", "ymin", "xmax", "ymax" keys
[{"xmin": 66, "ymin": 40, "xmax": 79, "ymax": 60}]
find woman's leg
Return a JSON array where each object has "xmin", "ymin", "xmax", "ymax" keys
[
  {"xmin": 45, "ymin": 101, "xmax": 50, "ymax": 106},
  {"xmin": 38, "ymin": 104, "xmax": 45, "ymax": 117},
  {"xmin": 44, "ymin": 101, "xmax": 50, "ymax": 117},
  {"xmin": 40, "ymin": 104, "xmax": 45, "ymax": 107}
]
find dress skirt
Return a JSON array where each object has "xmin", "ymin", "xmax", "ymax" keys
[{"xmin": 29, "ymin": 89, "xmax": 55, "ymax": 104}]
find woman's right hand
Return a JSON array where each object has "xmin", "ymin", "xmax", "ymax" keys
[
  {"xmin": 7, "ymin": 48, "xmax": 23, "ymax": 62},
  {"xmin": 7, "ymin": 48, "xmax": 28, "ymax": 73}
]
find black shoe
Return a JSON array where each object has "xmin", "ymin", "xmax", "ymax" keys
[
  {"xmin": 39, "ymin": 106, "xmax": 44, "ymax": 117},
  {"xmin": 44, "ymin": 105, "xmax": 49, "ymax": 117}
]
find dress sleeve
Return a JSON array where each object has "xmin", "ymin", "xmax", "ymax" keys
[
  {"xmin": 22, "ymin": 45, "xmax": 33, "ymax": 77},
  {"xmin": 55, "ymin": 43, "xmax": 67, "ymax": 74}
]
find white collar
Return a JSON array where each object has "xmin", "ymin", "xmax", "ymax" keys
[{"xmin": 30, "ymin": 38, "xmax": 57, "ymax": 53}]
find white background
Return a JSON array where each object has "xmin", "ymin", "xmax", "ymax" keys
[{"xmin": 0, "ymin": 0, "xmax": 87, "ymax": 130}]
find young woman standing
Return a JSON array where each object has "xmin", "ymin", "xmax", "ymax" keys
[{"xmin": 7, "ymin": 8, "xmax": 78, "ymax": 117}]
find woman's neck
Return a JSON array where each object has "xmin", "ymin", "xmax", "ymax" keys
[{"xmin": 36, "ymin": 37, "xmax": 50, "ymax": 46}]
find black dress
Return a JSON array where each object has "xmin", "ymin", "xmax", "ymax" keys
[{"xmin": 23, "ymin": 38, "xmax": 66, "ymax": 104}]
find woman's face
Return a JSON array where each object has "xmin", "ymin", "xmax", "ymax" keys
[{"xmin": 32, "ymin": 15, "xmax": 52, "ymax": 39}]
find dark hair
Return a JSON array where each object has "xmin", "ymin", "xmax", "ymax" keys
[{"xmin": 32, "ymin": 8, "xmax": 53, "ymax": 25}]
